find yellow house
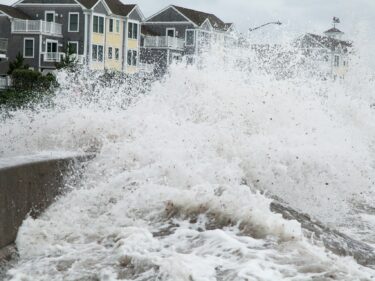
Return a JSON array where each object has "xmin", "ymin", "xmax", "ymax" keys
[{"xmin": 85, "ymin": 0, "xmax": 143, "ymax": 74}]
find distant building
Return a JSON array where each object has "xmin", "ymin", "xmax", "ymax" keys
[
  {"xmin": 296, "ymin": 25, "xmax": 352, "ymax": 79},
  {"xmin": 140, "ymin": 5, "xmax": 237, "ymax": 74},
  {"xmin": 0, "ymin": 0, "xmax": 143, "ymax": 80}
]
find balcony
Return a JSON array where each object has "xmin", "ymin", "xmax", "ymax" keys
[
  {"xmin": 11, "ymin": 20, "xmax": 62, "ymax": 36},
  {"xmin": 0, "ymin": 38, "xmax": 8, "ymax": 52},
  {"xmin": 143, "ymin": 36, "xmax": 185, "ymax": 50},
  {"xmin": 43, "ymin": 52, "xmax": 62, "ymax": 62},
  {"xmin": 0, "ymin": 76, "xmax": 11, "ymax": 90}
]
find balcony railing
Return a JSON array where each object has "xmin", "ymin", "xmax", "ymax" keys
[
  {"xmin": 43, "ymin": 52, "xmax": 62, "ymax": 62},
  {"xmin": 0, "ymin": 76, "xmax": 11, "ymax": 89},
  {"xmin": 12, "ymin": 20, "xmax": 62, "ymax": 36},
  {"xmin": 0, "ymin": 38, "xmax": 8, "ymax": 52},
  {"xmin": 143, "ymin": 36, "xmax": 185, "ymax": 50}
]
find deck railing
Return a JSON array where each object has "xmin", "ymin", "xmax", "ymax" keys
[
  {"xmin": 0, "ymin": 76, "xmax": 11, "ymax": 89},
  {"xmin": 12, "ymin": 20, "xmax": 62, "ymax": 36},
  {"xmin": 143, "ymin": 36, "xmax": 185, "ymax": 50},
  {"xmin": 0, "ymin": 38, "xmax": 8, "ymax": 52},
  {"xmin": 43, "ymin": 52, "xmax": 62, "ymax": 62}
]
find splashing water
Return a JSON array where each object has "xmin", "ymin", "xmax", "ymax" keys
[{"xmin": 1, "ymin": 40, "xmax": 375, "ymax": 280}]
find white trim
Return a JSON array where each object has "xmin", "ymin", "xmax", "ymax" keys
[
  {"xmin": 45, "ymin": 10, "xmax": 55, "ymax": 22},
  {"xmin": 108, "ymin": 46, "xmax": 113, "ymax": 59},
  {"xmin": 166, "ymin": 27, "xmax": 176, "ymax": 37},
  {"xmin": 92, "ymin": 0, "xmax": 111, "ymax": 15},
  {"xmin": 128, "ymin": 5, "xmax": 144, "ymax": 21},
  {"xmin": 15, "ymin": 3, "xmax": 81, "ymax": 6},
  {"xmin": 143, "ymin": 21, "xmax": 192, "ymax": 25},
  {"xmin": 108, "ymin": 18, "xmax": 114, "ymax": 33},
  {"xmin": 68, "ymin": 12, "xmax": 80, "ymax": 32},
  {"xmin": 185, "ymin": 29, "xmax": 195, "ymax": 46},
  {"xmin": 92, "ymin": 13, "xmax": 105, "ymax": 34},
  {"xmin": 23, "ymin": 37, "xmax": 34, "ymax": 58},
  {"xmin": 68, "ymin": 41, "xmax": 79, "ymax": 54},
  {"xmin": 127, "ymin": 20, "xmax": 139, "ymax": 40},
  {"xmin": 200, "ymin": 18, "xmax": 213, "ymax": 30},
  {"xmin": 145, "ymin": 5, "xmax": 197, "ymax": 27}
]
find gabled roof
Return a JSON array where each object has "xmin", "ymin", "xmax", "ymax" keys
[
  {"xmin": 324, "ymin": 27, "xmax": 343, "ymax": 34},
  {"xmin": 75, "ymin": 0, "xmax": 139, "ymax": 17},
  {"xmin": 105, "ymin": 0, "xmax": 136, "ymax": 16},
  {"xmin": 0, "ymin": 4, "xmax": 30, "ymax": 19},
  {"xmin": 172, "ymin": 5, "xmax": 226, "ymax": 31},
  {"xmin": 224, "ymin": 23, "xmax": 234, "ymax": 31},
  {"xmin": 76, "ymin": 0, "xmax": 98, "ymax": 9},
  {"xmin": 299, "ymin": 33, "xmax": 352, "ymax": 52}
]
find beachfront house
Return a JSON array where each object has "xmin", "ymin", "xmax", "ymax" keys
[
  {"xmin": 0, "ymin": 0, "xmax": 143, "ymax": 84},
  {"xmin": 140, "ymin": 5, "xmax": 237, "ymax": 73},
  {"xmin": 296, "ymin": 27, "xmax": 352, "ymax": 79}
]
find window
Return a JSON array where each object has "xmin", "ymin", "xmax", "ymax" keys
[
  {"xmin": 69, "ymin": 13, "xmax": 79, "ymax": 32},
  {"xmin": 24, "ymin": 38, "xmax": 34, "ymax": 58},
  {"xmin": 46, "ymin": 40, "xmax": 58, "ymax": 61},
  {"xmin": 68, "ymin": 41, "xmax": 78, "ymax": 54},
  {"xmin": 128, "ymin": 22, "xmax": 138, "ymax": 39},
  {"xmin": 186, "ymin": 30, "xmax": 195, "ymax": 46},
  {"xmin": 92, "ymin": 44, "xmax": 103, "ymax": 62},
  {"xmin": 109, "ymin": 19, "xmax": 114, "ymax": 32},
  {"xmin": 93, "ymin": 15, "xmax": 104, "ymax": 33},
  {"xmin": 108, "ymin": 47, "xmax": 112, "ymax": 59},
  {"xmin": 45, "ymin": 11, "xmax": 55, "ymax": 22},
  {"xmin": 115, "ymin": 48, "xmax": 119, "ymax": 60},
  {"xmin": 166, "ymin": 28, "xmax": 175, "ymax": 38},
  {"xmin": 127, "ymin": 50, "xmax": 137, "ymax": 66},
  {"xmin": 334, "ymin": 55, "xmax": 340, "ymax": 67},
  {"xmin": 116, "ymin": 19, "xmax": 120, "ymax": 33}
]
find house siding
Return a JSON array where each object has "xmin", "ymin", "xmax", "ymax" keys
[
  {"xmin": 16, "ymin": 6, "xmax": 85, "ymax": 55},
  {"xmin": 143, "ymin": 23, "xmax": 194, "ymax": 39},
  {"xmin": 148, "ymin": 7, "xmax": 188, "ymax": 22},
  {"xmin": 0, "ymin": 17, "xmax": 11, "ymax": 75}
]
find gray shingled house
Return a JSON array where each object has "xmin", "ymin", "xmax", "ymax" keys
[
  {"xmin": 296, "ymin": 28, "xmax": 352, "ymax": 79},
  {"xmin": 140, "ymin": 5, "xmax": 236, "ymax": 74},
  {"xmin": 0, "ymin": 0, "xmax": 143, "ymax": 87}
]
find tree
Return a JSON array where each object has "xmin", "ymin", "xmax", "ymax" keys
[
  {"xmin": 55, "ymin": 43, "xmax": 78, "ymax": 69},
  {"xmin": 7, "ymin": 52, "xmax": 29, "ymax": 75}
]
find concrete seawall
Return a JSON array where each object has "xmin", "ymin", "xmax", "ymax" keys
[{"xmin": 0, "ymin": 154, "xmax": 91, "ymax": 257}]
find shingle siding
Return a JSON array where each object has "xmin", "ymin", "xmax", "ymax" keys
[
  {"xmin": 16, "ymin": 6, "xmax": 85, "ymax": 55},
  {"xmin": 147, "ymin": 7, "xmax": 188, "ymax": 23}
]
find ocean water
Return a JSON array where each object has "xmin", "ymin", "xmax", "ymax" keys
[{"xmin": 1, "ymin": 43, "xmax": 375, "ymax": 280}]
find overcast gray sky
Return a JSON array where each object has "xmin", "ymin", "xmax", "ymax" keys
[{"xmin": 1, "ymin": 0, "xmax": 375, "ymax": 42}]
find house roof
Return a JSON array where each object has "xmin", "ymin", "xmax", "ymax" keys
[
  {"xmin": 172, "ymin": 5, "xmax": 226, "ymax": 30},
  {"xmin": 104, "ymin": 0, "xmax": 135, "ymax": 16},
  {"xmin": 303, "ymin": 33, "xmax": 352, "ymax": 51},
  {"xmin": 224, "ymin": 23, "xmax": 234, "ymax": 31},
  {"xmin": 0, "ymin": 4, "xmax": 30, "ymax": 19},
  {"xmin": 76, "ymin": 0, "xmax": 136, "ymax": 16},
  {"xmin": 141, "ymin": 25, "xmax": 159, "ymax": 36},
  {"xmin": 324, "ymin": 27, "xmax": 343, "ymax": 34}
]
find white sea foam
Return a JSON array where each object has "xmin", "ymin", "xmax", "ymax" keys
[{"xmin": 1, "ymin": 42, "xmax": 375, "ymax": 280}]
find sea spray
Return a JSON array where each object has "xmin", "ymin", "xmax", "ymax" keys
[{"xmin": 1, "ymin": 41, "xmax": 375, "ymax": 280}]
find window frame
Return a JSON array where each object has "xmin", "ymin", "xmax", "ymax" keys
[
  {"xmin": 68, "ymin": 41, "xmax": 79, "ymax": 54},
  {"xmin": 127, "ymin": 49, "xmax": 137, "ymax": 66},
  {"xmin": 68, "ymin": 12, "xmax": 79, "ymax": 32},
  {"xmin": 185, "ymin": 29, "xmax": 195, "ymax": 46},
  {"xmin": 45, "ymin": 11, "xmax": 55, "ymax": 22},
  {"xmin": 23, "ymin": 37, "xmax": 34, "ymax": 58},
  {"xmin": 109, "ymin": 18, "xmax": 114, "ymax": 33},
  {"xmin": 108, "ymin": 46, "xmax": 113, "ymax": 60},
  {"xmin": 115, "ymin": 48, "xmax": 119, "ymax": 60},
  {"xmin": 334, "ymin": 55, "xmax": 340, "ymax": 67},
  {"xmin": 93, "ymin": 15, "xmax": 105, "ymax": 34},
  {"xmin": 116, "ymin": 19, "xmax": 120, "ymax": 33},
  {"xmin": 128, "ymin": 21, "xmax": 138, "ymax": 39},
  {"xmin": 166, "ymin": 27, "xmax": 176, "ymax": 38}
]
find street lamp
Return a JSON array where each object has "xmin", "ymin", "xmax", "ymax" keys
[{"xmin": 248, "ymin": 21, "xmax": 282, "ymax": 32}]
